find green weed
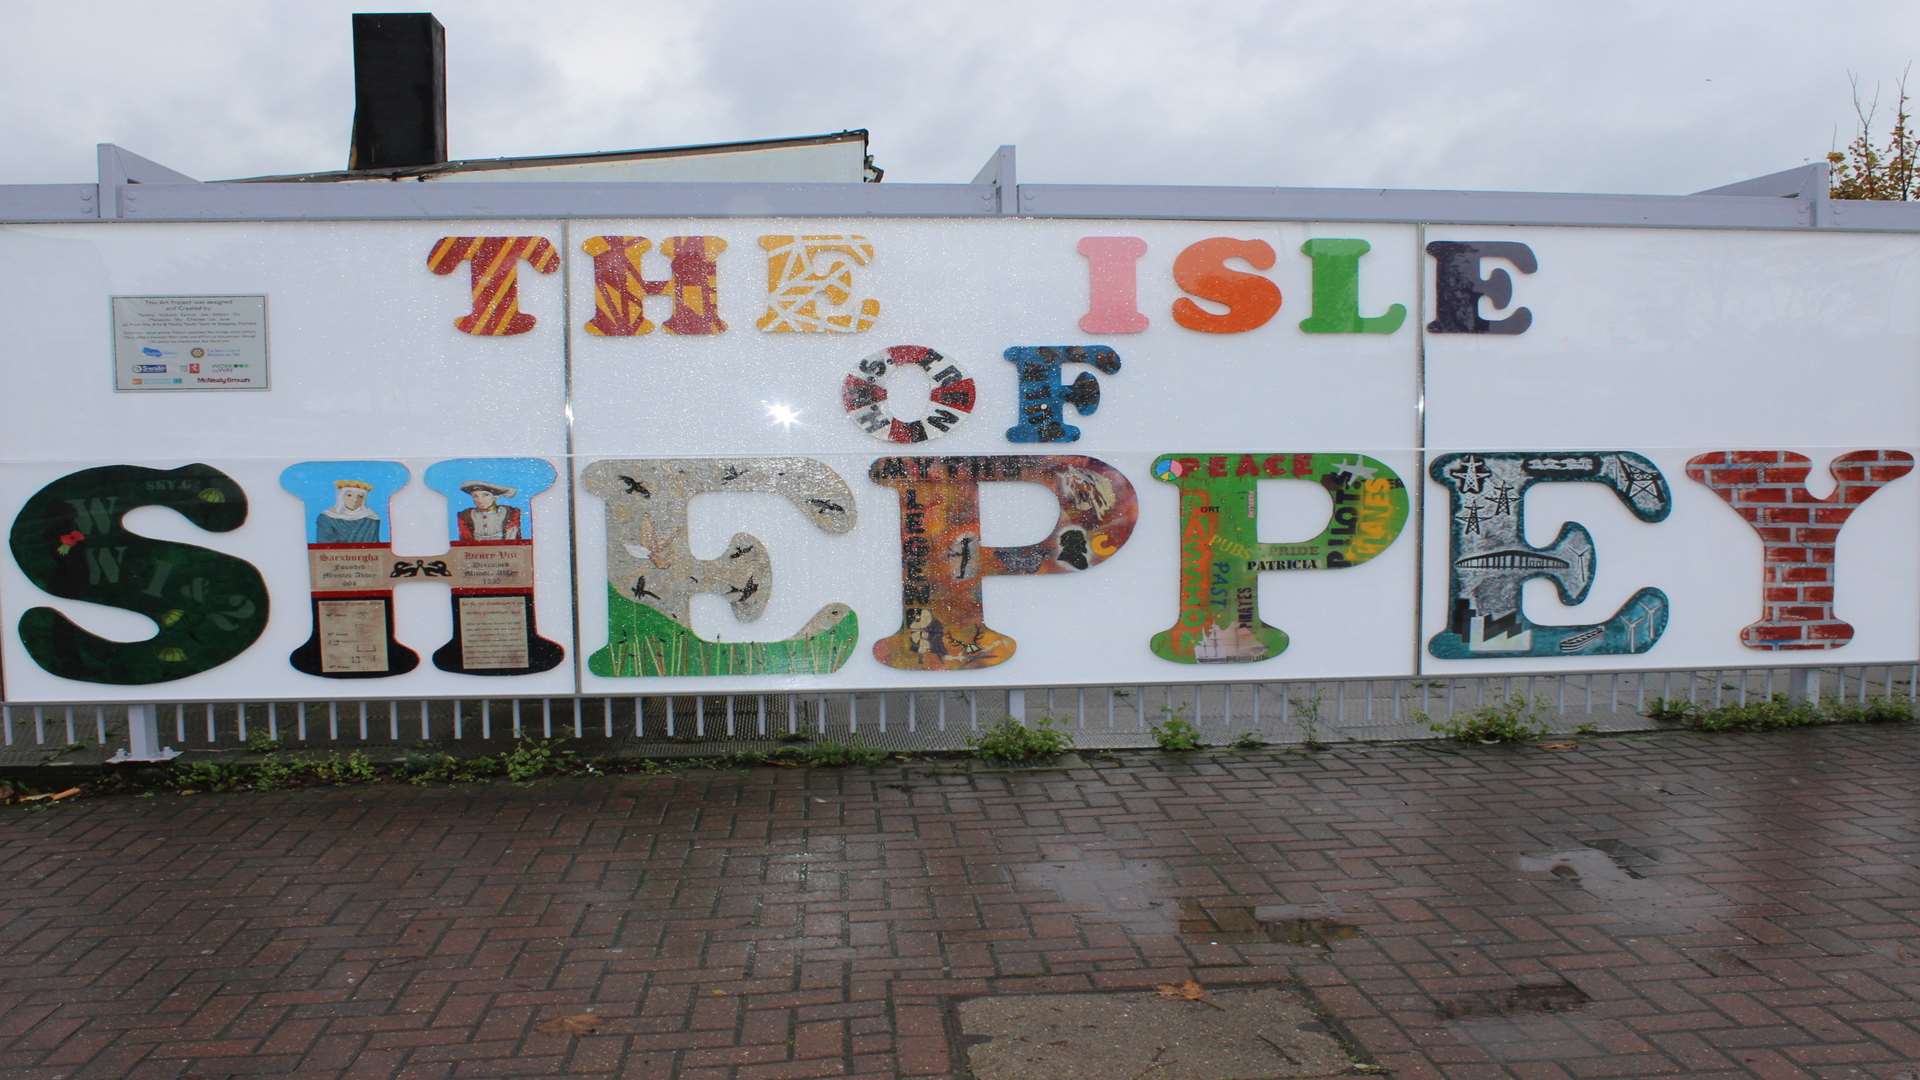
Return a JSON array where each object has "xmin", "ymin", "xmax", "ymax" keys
[
  {"xmin": 1656, "ymin": 694, "xmax": 1914, "ymax": 732},
  {"xmin": 1683, "ymin": 695, "xmax": 1817, "ymax": 732},
  {"xmin": 1421, "ymin": 695, "xmax": 1552, "ymax": 744},
  {"xmin": 1826, "ymin": 696, "xmax": 1916, "ymax": 724},
  {"xmin": 970, "ymin": 716, "xmax": 1075, "ymax": 763},
  {"xmin": 502, "ymin": 738, "xmax": 573, "ymax": 782},
  {"xmin": 170, "ymin": 761, "xmax": 251, "ymax": 793},
  {"xmin": 1291, "ymin": 692, "xmax": 1327, "ymax": 750},
  {"xmin": 313, "ymin": 751, "xmax": 378, "ymax": 784},
  {"xmin": 171, "ymin": 750, "xmax": 375, "ymax": 793},
  {"xmin": 251, "ymin": 756, "xmax": 307, "ymax": 791},
  {"xmin": 401, "ymin": 752, "xmax": 503, "ymax": 785},
  {"xmin": 1151, "ymin": 712, "xmax": 1206, "ymax": 752},
  {"xmin": 1644, "ymin": 697, "xmax": 1702, "ymax": 724}
]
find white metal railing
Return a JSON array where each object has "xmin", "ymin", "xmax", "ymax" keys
[{"xmin": 4, "ymin": 666, "xmax": 1912, "ymax": 762}]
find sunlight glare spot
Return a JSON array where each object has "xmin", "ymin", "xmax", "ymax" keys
[{"xmin": 763, "ymin": 401, "xmax": 802, "ymax": 429}]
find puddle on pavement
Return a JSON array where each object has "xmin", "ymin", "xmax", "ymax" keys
[
  {"xmin": 1516, "ymin": 842, "xmax": 1729, "ymax": 934},
  {"xmin": 1516, "ymin": 846, "xmax": 1666, "ymax": 903},
  {"xmin": 1017, "ymin": 859, "xmax": 1169, "ymax": 921},
  {"xmin": 1015, "ymin": 862, "xmax": 1363, "ymax": 948},
  {"xmin": 1584, "ymin": 837, "xmax": 1662, "ymax": 877},
  {"xmin": 1178, "ymin": 901, "xmax": 1363, "ymax": 947},
  {"xmin": 1434, "ymin": 978, "xmax": 1592, "ymax": 1020}
]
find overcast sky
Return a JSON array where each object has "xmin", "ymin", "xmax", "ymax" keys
[{"xmin": 3, "ymin": 1, "xmax": 1915, "ymax": 194}]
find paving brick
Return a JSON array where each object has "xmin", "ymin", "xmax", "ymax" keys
[{"xmin": 2, "ymin": 726, "xmax": 1918, "ymax": 1077}]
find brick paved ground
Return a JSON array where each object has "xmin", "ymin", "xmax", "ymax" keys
[{"xmin": 0, "ymin": 726, "xmax": 1917, "ymax": 1079}]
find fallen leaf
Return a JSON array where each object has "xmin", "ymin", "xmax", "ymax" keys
[
  {"xmin": 534, "ymin": 1013, "xmax": 599, "ymax": 1036},
  {"xmin": 19, "ymin": 787, "xmax": 81, "ymax": 803},
  {"xmin": 1155, "ymin": 979, "xmax": 1206, "ymax": 1002},
  {"xmin": 1537, "ymin": 742, "xmax": 1578, "ymax": 751}
]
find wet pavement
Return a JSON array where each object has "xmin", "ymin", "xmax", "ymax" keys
[{"xmin": 0, "ymin": 725, "xmax": 1917, "ymax": 1078}]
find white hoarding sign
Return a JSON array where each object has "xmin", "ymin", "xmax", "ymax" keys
[{"xmin": 0, "ymin": 218, "xmax": 1912, "ymax": 703}]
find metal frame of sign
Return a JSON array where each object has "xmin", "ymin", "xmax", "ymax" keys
[{"xmin": 0, "ymin": 148, "xmax": 1917, "ymax": 715}]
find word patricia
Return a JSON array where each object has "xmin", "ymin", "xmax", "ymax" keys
[{"xmin": 7, "ymin": 447, "xmax": 1905, "ymax": 688}]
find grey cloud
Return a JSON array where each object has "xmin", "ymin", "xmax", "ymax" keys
[{"xmin": 1, "ymin": 0, "xmax": 1915, "ymax": 194}]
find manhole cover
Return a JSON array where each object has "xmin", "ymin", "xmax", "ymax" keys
[{"xmin": 955, "ymin": 986, "xmax": 1353, "ymax": 1079}]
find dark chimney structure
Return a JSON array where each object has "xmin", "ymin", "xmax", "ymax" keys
[{"xmin": 348, "ymin": 13, "xmax": 447, "ymax": 171}]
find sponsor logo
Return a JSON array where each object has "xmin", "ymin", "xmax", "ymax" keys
[
  {"xmin": 140, "ymin": 346, "xmax": 164, "ymax": 358},
  {"xmin": 190, "ymin": 347, "xmax": 206, "ymax": 358},
  {"xmin": 133, "ymin": 363, "xmax": 167, "ymax": 373},
  {"xmin": 187, "ymin": 363, "xmax": 201, "ymax": 374}
]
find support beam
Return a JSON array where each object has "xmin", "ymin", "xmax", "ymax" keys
[
  {"xmin": 1693, "ymin": 162, "xmax": 1826, "ymax": 225},
  {"xmin": 971, "ymin": 145, "xmax": 1017, "ymax": 216},
  {"xmin": 97, "ymin": 144, "xmax": 198, "ymax": 187},
  {"xmin": 0, "ymin": 184, "xmax": 98, "ymax": 221},
  {"xmin": 96, "ymin": 144, "xmax": 198, "ymax": 219},
  {"xmin": 1692, "ymin": 162, "xmax": 1827, "ymax": 198}
]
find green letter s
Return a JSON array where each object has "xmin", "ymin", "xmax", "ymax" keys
[{"xmin": 9, "ymin": 464, "xmax": 269, "ymax": 685}]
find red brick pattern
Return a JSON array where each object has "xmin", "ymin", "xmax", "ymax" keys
[
  {"xmin": 1687, "ymin": 449, "xmax": 1913, "ymax": 649},
  {"xmin": 3, "ymin": 729, "xmax": 1920, "ymax": 1077}
]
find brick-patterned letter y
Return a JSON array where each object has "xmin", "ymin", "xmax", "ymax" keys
[{"xmin": 1687, "ymin": 450, "xmax": 1913, "ymax": 650}]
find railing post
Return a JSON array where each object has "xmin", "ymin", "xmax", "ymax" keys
[
  {"xmin": 1787, "ymin": 667, "xmax": 1813, "ymax": 703},
  {"xmin": 109, "ymin": 703, "xmax": 180, "ymax": 763}
]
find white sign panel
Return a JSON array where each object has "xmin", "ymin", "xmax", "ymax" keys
[
  {"xmin": 1419, "ymin": 227, "xmax": 1920, "ymax": 671},
  {"xmin": 0, "ymin": 217, "xmax": 1913, "ymax": 704},
  {"xmin": 565, "ymin": 219, "xmax": 1420, "ymax": 694},
  {"xmin": 2, "ymin": 222, "xmax": 571, "ymax": 703}
]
